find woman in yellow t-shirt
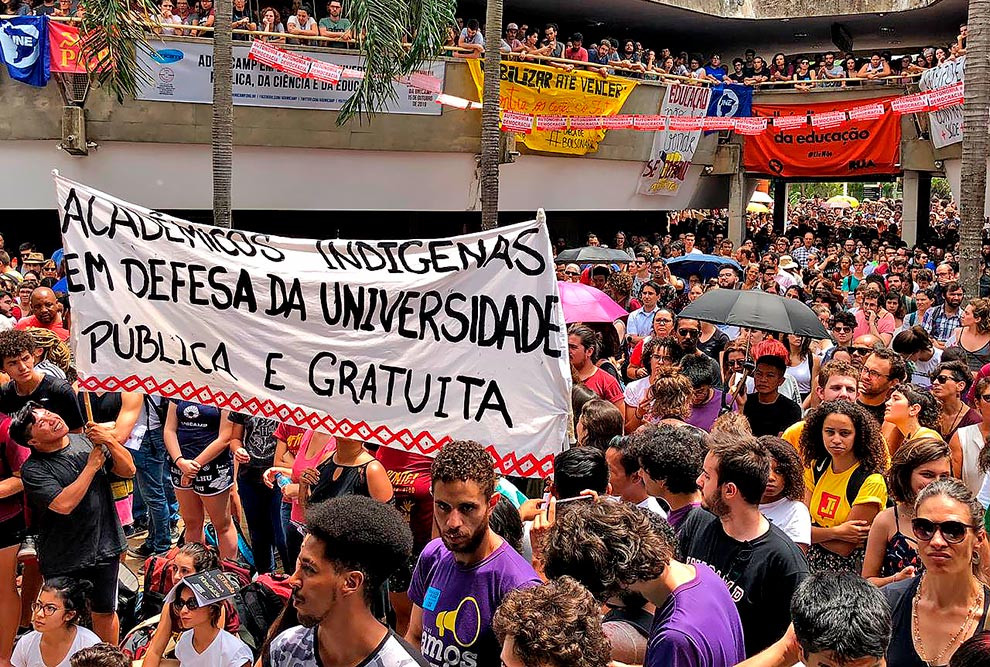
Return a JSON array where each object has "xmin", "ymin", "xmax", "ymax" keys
[
  {"xmin": 883, "ymin": 383, "xmax": 945, "ymax": 460},
  {"xmin": 801, "ymin": 400, "xmax": 889, "ymax": 574}
]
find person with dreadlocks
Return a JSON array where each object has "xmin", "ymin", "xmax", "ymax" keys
[{"xmin": 25, "ymin": 328, "xmax": 72, "ymax": 382}]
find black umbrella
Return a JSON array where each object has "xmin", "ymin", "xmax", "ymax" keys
[
  {"xmin": 678, "ymin": 289, "xmax": 830, "ymax": 339},
  {"xmin": 555, "ymin": 247, "xmax": 635, "ymax": 264}
]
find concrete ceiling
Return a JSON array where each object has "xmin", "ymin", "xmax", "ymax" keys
[{"xmin": 460, "ymin": 0, "xmax": 967, "ymax": 55}]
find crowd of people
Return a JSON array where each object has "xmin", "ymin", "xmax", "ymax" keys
[{"xmin": 4, "ymin": 191, "xmax": 990, "ymax": 667}]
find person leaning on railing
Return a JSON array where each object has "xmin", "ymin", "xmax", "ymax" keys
[
  {"xmin": 318, "ymin": 0, "xmax": 352, "ymax": 48},
  {"xmin": 257, "ymin": 6, "xmax": 285, "ymax": 43}
]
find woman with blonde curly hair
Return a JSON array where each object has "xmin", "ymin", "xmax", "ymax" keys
[
  {"xmin": 801, "ymin": 400, "xmax": 889, "ymax": 573},
  {"xmin": 25, "ymin": 327, "xmax": 72, "ymax": 382},
  {"xmin": 637, "ymin": 365, "xmax": 705, "ymax": 436}
]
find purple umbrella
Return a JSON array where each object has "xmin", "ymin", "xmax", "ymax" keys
[{"xmin": 557, "ymin": 281, "xmax": 629, "ymax": 323}]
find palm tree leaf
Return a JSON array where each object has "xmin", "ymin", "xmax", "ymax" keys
[
  {"xmin": 78, "ymin": 0, "xmax": 159, "ymax": 103},
  {"xmin": 338, "ymin": 0, "xmax": 455, "ymax": 125}
]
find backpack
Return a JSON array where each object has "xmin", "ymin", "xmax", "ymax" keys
[
  {"xmin": 232, "ymin": 574, "xmax": 293, "ymax": 651},
  {"xmin": 602, "ymin": 604, "xmax": 654, "ymax": 638},
  {"xmin": 139, "ymin": 546, "xmax": 182, "ymax": 621},
  {"xmin": 205, "ymin": 521, "xmax": 257, "ymax": 572},
  {"xmin": 117, "ymin": 563, "xmax": 141, "ymax": 635},
  {"xmin": 811, "ymin": 457, "xmax": 870, "ymax": 507}
]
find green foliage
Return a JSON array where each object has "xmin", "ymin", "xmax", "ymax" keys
[
  {"xmin": 932, "ymin": 177, "xmax": 953, "ymax": 200},
  {"xmin": 338, "ymin": 0, "xmax": 457, "ymax": 125},
  {"xmin": 79, "ymin": 0, "xmax": 159, "ymax": 103}
]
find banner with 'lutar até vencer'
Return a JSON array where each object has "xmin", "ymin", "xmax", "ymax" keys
[{"xmin": 742, "ymin": 97, "xmax": 901, "ymax": 178}]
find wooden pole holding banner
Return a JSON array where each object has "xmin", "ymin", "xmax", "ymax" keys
[{"xmin": 82, "ymin": 391, "xmax": 93, "ymax": 423}]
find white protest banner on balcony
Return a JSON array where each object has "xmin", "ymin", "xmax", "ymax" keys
[
  {"xmin": 54, "ymin": 175, "xmax": 570, "ymax": 478},
  {"xmin": 919, "ymin": 56, "xmax": 965, "ymax": 149},
  {"xmin": 136, "ymin": 41, "xmax": 443, "ymax": 115},
  {"xmin": 637, "ymin": 84, "xmax": 711, "ymax": 196}
]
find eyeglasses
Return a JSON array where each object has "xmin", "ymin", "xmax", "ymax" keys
[
  {"xmin": 678, "ymin": 329, "xmax": 700, "ymax": 337},
  {"xmin": 651, "ymin": 354, "xmax": 671, "ymax": 363},
  {"xmin": 850, "ymin": 346, "xmax": 873, "ymax": 356},
  {"xmin": 912, "ymin": 517, "xmax": 977, "ymax": 544},
  {"xmin": 861, "ymin": 367, "xmax": 890, "ymax": 380},
  {"xmin": 980, "ymin": 393, "xmax": 990, "ymax": 402},
  {"xmin": 932, "ymin": 374, "xmax": 961, "ymax": 385},
  {"xmin": 655, "ymin": 317, "xmax": 673, "ymax": 323},
  {"xmin": 30, "ymin": 603, "xmax": 64, "ymax": 617},
  {"xmin": 171, "ymin": 597, "xmax": 201, "ymax": 611}
]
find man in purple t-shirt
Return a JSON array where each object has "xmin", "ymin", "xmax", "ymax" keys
[
  {"xmin": 406, "ymin": 441, "xmax": 540, "ymax": 667},
  {"xmin": 681, "ymin": 355, "xmax": 729, "ymax": 432},
  {"xmin": 543, "ymin": 501, "xmax": 746, "ymax": 667}
]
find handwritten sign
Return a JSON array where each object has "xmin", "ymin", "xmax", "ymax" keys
[
  {"xmin": 637, "ymin": 84, "xmax": 712, "ymax": 196},
  {"xmin": 54, "ymin": 176, "xmax": 570, "ymax": 478},
  {"xmin": 919, "ymin": 57, "xmax": 964, "ymax": 149},
  {"xmin": 467, "ymin": 59, "xmax": 638, "ymax": 155}
]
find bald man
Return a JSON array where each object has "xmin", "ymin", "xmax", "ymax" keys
[{"xmin": 14, "ymin": 287, "xmax": 68, "ymax": 341}]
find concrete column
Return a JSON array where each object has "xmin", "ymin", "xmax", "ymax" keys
[
  {"xmin": 727, "ymin": 170, "xmax": 746, "ymax": 246},
  {"xmin": 901, "ymin": 171, "xmax": 919, "ymax": 247},
  {"xmin": 773, "ymin": 180, "xmax": 787, "ymax": 235}
]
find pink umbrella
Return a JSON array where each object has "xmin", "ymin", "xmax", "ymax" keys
[{"xmin": 558, "ymin": 280, "xmax": 629, "ymax": 323}]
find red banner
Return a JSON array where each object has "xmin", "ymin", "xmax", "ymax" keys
[
  {"xmin": 48, "ymin": 21, "xmax": 108, "ymax": 73},
  {"xmin": 742, "ymin": 97, "xmax": 900, "ymax": 178}
]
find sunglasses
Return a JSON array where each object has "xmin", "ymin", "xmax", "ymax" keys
[
  {"xmin": 727, "ymin": 359, "xmax": 747, "ymax": 368},
  {"xmin": 635, "ymin": 260, "xmax": 648, "ymax": 265},
  {"xmin": 912, "ymin": 517, "xmax": 976, "ymax": 544},
  {"xmin": 932, "ymin": 374, "xmax": 960, "ymax": 384},
  {"xmin": 850, "ymin": 346, "xmax": 873, "ymax": 356},
  {"xmin": 832, "ymin": 325, "xmax": 852, "ymax": 333},
  {"xmin": 171, "ymin": 597, "xmax": 201, "ymax": 611},
  {"xmin": 564, "ymin": 271, "xmax": 580, "ymax": 277},
  {"xmin": 678, "ymin": 329, "xmax": 700, "ymax": 337}
]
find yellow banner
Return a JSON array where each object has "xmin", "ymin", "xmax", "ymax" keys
[{"xmin": 467, "ymin": 59, "xmax": 638, "ymax": 155}]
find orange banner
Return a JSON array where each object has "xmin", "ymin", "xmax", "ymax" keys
[
  {"xmin": 742, "ymin": 97, "xmax": 900, "ymax": 178},
  {"xmin": 48, "ymin": 21, "xmax": 108, "ymax": 73}
]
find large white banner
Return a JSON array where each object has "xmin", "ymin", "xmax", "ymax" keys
[
  {"xmin": 637, "ymin": 84, "xmax": 712, "ymax": 196},
  {"xmin": 55, "ymin": 175, "xmax": 570, "ymax": 477},
  {"xmin": 135, "ymin": 41, "xmax": 443, "ymax": 115},
  {"xmin": 919, "ymin": 56, "xmax": 964, "ymax": 149}
]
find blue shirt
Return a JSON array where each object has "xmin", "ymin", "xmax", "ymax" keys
[{"xmin": 626, "ymin": 307, "xmax": 657, "ymax": 338}]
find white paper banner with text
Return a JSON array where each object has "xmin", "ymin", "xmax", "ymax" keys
[
  {"xmin": 919, "ymin": 56, "xmax": 964, "ymax": 149},
  {"xmin": 135, "ymin": 41, "xmax": 442, "ymax": 115},
  {"xmin": 637, "ymin": 84, "xmax": 712, "ymax": 197},
  {"xmin": 55, "ymin": 176, "xmax": 570, "ymax": 477}
]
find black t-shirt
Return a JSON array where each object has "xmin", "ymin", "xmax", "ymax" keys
[
  {"xmin": 699, "ymin": 330, "xmax": 730, "ymax": 363},
  {"xmin": 20, "ymin": 434, "xmax": 125, "ymax": 576},
  {"xmin": 728, "ymin": 71, "xmax": 747, "ymax": 83},
  {"xmin": 0, "ymin": 375, "xmax": 84, "ymax": 431},
  {"xmin": 677, "ymin": 509, "xmax": 809, "ymax": 657},
  {"xmin": 228, "ymin": 413, "xmax": 278, "ymax": 468},
  {"xmin": 743, "ymin": 394, "xmax": 802, "ymax": 437},
  {"xmin": 857, "ymin": 399, "xmax": 887, "ymax": 427},
  {"xmin": 884, "ymin": 576, "xmax": 990, "ymax": 667}
]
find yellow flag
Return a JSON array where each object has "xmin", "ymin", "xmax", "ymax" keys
[{"xmin": 467, "ymin": 59, "xmax": 638, "ymax": 155}]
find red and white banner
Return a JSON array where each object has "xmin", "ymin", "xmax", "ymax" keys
[
  {"xmin": 535, "ymin": 115, "xmax": 567, "ymax": 131},
  {"xmin": 928, "ymin": 82, "xmax": 964, "ymax": 110},
  {"xmin": 811, "ymin": 110, "xmax": 847, "ymax": 128},
  {"xmin": 773, "ymin": 114, "xmax": 808, "ymax": 130},
  {"xmin": 891, "ymin": 93, "xmax": 930, "ymax": 114},
  {"xmin": 847, "ymin": 102, "xmax": 886, "ymax": 121},
  {"xmin": 633, "ymin": 115, "xmax": 665, "ymax": 131},
  {"xmin": 501, "ymin": 111, "xmax": 533, "ymax": 133}
]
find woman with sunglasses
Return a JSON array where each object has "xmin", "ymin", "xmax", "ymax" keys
[
  {"xmin": 863, "ymin": 437, "xmax": 952, "ymax": 587},
  {"xmin": 884, "ymin": 478, "xmax": 990, "ymax": 667},
  {"xmin": 145, "ymin": 578, "xmax": 252, "ymax": 667},
  {"xmin": 12, "ymin": 578, "xmax": 99, "ymax": 667},
  {"xmin": 801, "ymin": 401, "xmax": 889, "ymax": 573},
  {"xmin": 932, "ymin": 360, "xmax": 983, "ymax": 443},
  {"xmin": 953, "ymin": 376, "xmax": 990, "ymax": 499}
]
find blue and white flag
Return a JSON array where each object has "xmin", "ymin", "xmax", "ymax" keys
[
  {"xmin": 707, "ymin": 83, "xmax": 752, "ymax": 119},
  {"xmin": 0, "ymin": 15, "xmax": 50, "ymax": 87}
]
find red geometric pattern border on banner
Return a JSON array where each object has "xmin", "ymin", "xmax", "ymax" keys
[{"xmin": 78, "ymin": 374, "xmax": 555, "ymax": 478}]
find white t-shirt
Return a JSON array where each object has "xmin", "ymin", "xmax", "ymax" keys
[
  {"xmin": 174, "ymin": 629, "xmax": 253, "ymax": 667},
  {"xmin": 11, "ymin": 627, "xmax": 101, "ymax": 667},
  {"xmin": 760, "ymin": 497, "xmax": 812, "ymax": 547},
  {"xmin": 286, "ymin": 15, "xmax": 317, "ymax": 32},
  {"xmin": 623, "ymin": 376, "xmax": 650, "ymax": 408},
  {"xmin": 909, "ymin": 348, "xmax": 942, "ymax": 387},
  {"xmin": 159, "ymin": 13, "xmax": 183, "ymax": 35},
  {"xmin": 636, "ymin": 495, "xmax": 668, "ymax": 519}
]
